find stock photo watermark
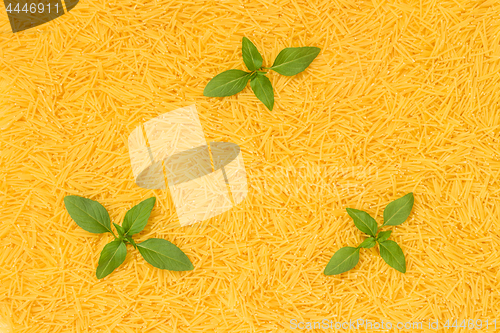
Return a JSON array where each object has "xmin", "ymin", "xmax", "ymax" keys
[
  {"xmin": 289, "ymin": 318, "xmax": 498, "ymax": 330},
  {"xmin": 247, "ymin": 164, "xmax": 380, "ymax": 197},
  {"xmin": 128, "ymin": 105, "xmax": 248, "ymax": 227}
]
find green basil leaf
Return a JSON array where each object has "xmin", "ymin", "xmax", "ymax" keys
[
  {"xmin": 64, "ymin": 196, "xmax": 112, "ymax": 234},
  {"xmin": 113, "ymin": 223, "xmax": 125, "ymax": 237},
  {"xmin": 324, "ymin": 247, "xmax": 360, "ymax": 275},
  {"xmin": 96, "ymin": 240, "xmax": 127, "ymax": 279},
  {"xmin": 122, "ymin": 197, "xmax": 156, "ymax": 236},
  {"xmin": 242, "ymin": 37, "xmax": 263, "ymax": 71},
  {"xmin": 376, "ymin": 230, "xmax": 392, "ymax": 243},
  {"xmin": 250, "ymin": 74, "xmax": 274, "ymax": 111},
  {"xmin": 383, "ymin": 193, "xmax": 414, "ymax": 226},
  {"xmin": 379, "ymin": 240, "xmax": 406, "ymax": 273},
  {"xmin": 271, "ymin": 47, "xmax": 320, "ymax": 76},
  {"xmin": 203, "ymin": 69, "xmax": 251, "ymax": 97},
  {"xmin": 125, "ymin": 235, "xmax": 137, "ymax": 249},
  {"xmin": 137, "ymin": 238, "xmax": 194, "ymax": 271},
  {"xmin": 346, "ymin": 208, "xmax": 378, "ymax": 236},
  {"xmin": 358, "ymin": 237, "xmax": 376, "ymax": 249}
]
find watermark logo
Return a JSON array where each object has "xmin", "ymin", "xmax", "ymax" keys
[
  {"xmin": 3, "ymin": 0, "xmax": 79, "ymax": 33},
  {"xmin": 128, "ymin": 105, "xmax": 248, "ymax": 226}
]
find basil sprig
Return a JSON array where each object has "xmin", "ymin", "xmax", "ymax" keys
[
  {"xmin": 64, "ymin": 196, "xmax": 194, "ymax": 279},
  {"xmin": 324, "ymin": 193, "xmax": 414, "ymax": 276},
  {"xmin": 204, "ymin": 37, "xmax": 320, "ymax": 111}
]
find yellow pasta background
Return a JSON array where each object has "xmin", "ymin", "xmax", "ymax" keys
[{"xmin": 1, "ymin": 0, "xmax": 500, "ymax": 332}]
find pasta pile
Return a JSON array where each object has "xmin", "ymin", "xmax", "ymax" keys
[{"xmin": 1, "ymin": 0, "xmax": 500, "ymax": 331}]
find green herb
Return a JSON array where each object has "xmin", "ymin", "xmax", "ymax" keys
[
  {"xmin": 250, "ymin": 74, "xmax": 274, "ymax": 111},
  {"xmin": 324, "ymin": 247, "xmax": 359, "ymax": 275},
  {"xmin": 382, "ymin": 192, "xmax": 414, "ymax": 226},
  {"xmin": 113, "ymin": 223, "xmax": 125, "ymax": 238},
  {"xmin": 270, "ymin": 47, "xmax": 321, "ymax": 76},
  {"xmin": 125, "ymin": 235, "xmax": 137, "ymax": 249},
  {"xmin": 376, "ymin": 230, "xmax": 392, "ymax": 243},
  {"xmin": 122, "ymin": 197, "xmax": 156, "ymax": 236},
  {"xmin": 137, "ymin": 238, "xmax": 194, "ymax": 271},
  {"xmin": 346, "ymin": 208, "xmax": 377, "ymax": 237},
  {"xmin": 242, "ymin": 37, "xmax": 263, "ymax": 71},
  {"xmin": 96, "ymin": 240, "xmax": 126, "ymax": 279},
  {"xmin": 63, "ymin": 196, "xmax": 113, "ymax": 235},
  {"xmin": 358, "ymin": 237, "xmax": 376, "ymax": 249},
  {"xmin": 203, "ymin": 69, "xmax": 251, "ymax": 97},
  {"xmin": 203, "ymin": 37, "xmax": 320, "ymax": 111},
  {"xmin": 64, "ymin": 196, "xmax": 193, "ymax": 279},
  {"xmin": 324, "ymin": 193, "xmax": 414, "ymax": 276},
  {"xmin": 379, "ymin": 240, "xmax": 406, "ymax": 273}
]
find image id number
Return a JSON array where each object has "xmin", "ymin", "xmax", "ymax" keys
[{"xmin": 6, "ymin": 2, "xmax": 60, "ymax": 14}]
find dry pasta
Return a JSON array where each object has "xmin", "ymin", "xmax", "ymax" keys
[{"xmin": 1, "ymin": 0, "xmax": 500, "ymax": 332}]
